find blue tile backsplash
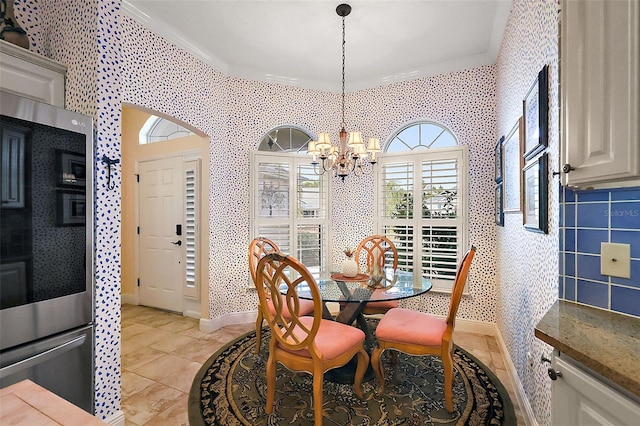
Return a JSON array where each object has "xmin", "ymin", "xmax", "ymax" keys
[{"xmin": 560, "ymin": 186, "xmax": 640, "ymax": 317}]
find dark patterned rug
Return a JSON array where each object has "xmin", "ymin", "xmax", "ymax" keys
[{"xmin": 188, "ymin": 320, "xmax": 515, "ymax": 425}]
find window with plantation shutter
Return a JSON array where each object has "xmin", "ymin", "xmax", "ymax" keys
[
  {"xmin": 184, "ymin": 160, "xmax": 199, "ymax": 298},
  {"xmin": 378, "ymin": 122, "xmax": 467, "ymax": 293},
  {"xmin": 250, "ymin": 127, "xmax": 329, "ymax": 281}
]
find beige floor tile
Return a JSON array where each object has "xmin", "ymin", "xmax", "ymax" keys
[
  {"xmin": 121, "ymin": 340, "xmax": 144, "ymax": 356},
  {"xmin": 129, "ymin": 328, "xmax": 175, "ymax": 348},
  {"xmin": 149, "ymin": 333, "xmax": 198, "ymax": 353},
  {"xmin": 121, "ymin": 323, "xmax": 154, "ymax": 341},
  {"xmin": 121, "ymin": 382, "xmax": 184, "ymax": 426},
  {"xmin": 171, "ymin": 338, "xmax": 227, "ymax": 363},
  {"xmin": 142, "ymin": 392, "xmax": 190, "ymax": 426},
  {"xmin": 490, "ymin": 351, "xmax": 506, "ymax": 370},
  {"xmin": 158, "ymin": 318, "xmax": 198, "ymax": 333},
  {"xmin": 122, "ymin": 346, "xmax": 165, "ymax": 371},
  {"xmin": 486, "ymin": 335, "xmax": 500, "ymax": 352},
  {"xmin": 465, "ymin": 347, "xmax": 494, "ymax": 370},
  {"xmin": 121, "ymin": 371, "xmax": 155, "ymax": 400},
  {"xmin": 453, "ymin": 331, "xmax": 490, "ymax": 351},
  {"xmin": 133, "ymin": 353, "xmax": 196, "ymax": 382},
  {"xmin": 159, "ymin": 361, "xmax": 203, "ymax": 393}
]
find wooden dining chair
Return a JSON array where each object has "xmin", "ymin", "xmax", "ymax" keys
[
  {"xmin": 354, "ymin": 235, "xmax": 399, "ymax": 315},
  {"xmin": 248, "ymin": 237, "xmax": 314, "ymax": 353},
  {"xmin": 255, "ymin": 252, "xmax": 369, "ymax": 426},
  {"xmin": 370, "ymin": 245, "xmax": 476, "ymax": 413}
]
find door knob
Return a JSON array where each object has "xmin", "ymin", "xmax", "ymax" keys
[
  {"xmin": 171, "ymin": 240, "xmax": 182, "ymax": 246},
  {"xmin": 547, "ymin": 368, "xmax": 562, "ymax": 380}
]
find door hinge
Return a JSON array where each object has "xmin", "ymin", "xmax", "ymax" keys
[
  {"xmin": 137, "ymin": 278, "xmax": 140, "ymax": 287},
  {"xmin": 137, "ymin": 226, "xmax": 140, "ymax": 234}
]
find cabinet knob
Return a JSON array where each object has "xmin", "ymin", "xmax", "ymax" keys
[
  {"xmin": 540, "ymin": 355, "xmax": 551, "ymax": 364},
  {"xmin": 547, "ymin": 368, "xmax": 563, "ymax": 380},
  {"xmin": 562, "ymin": 163, "xmax": 575, "ymax": 174}
]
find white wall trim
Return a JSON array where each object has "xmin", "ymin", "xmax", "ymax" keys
[
  {"xmin": 493, "ymin": 323, "xmax": 539, "ymax": 426},
  {"xmin": 121, "ymin": 293, "xmax": 138, "ymax": 305},
  {"xmin": 450, "ymin": 316, "xmax": 497, "ymax": 336},
  {"xmin": 103, "ymin": 410, "xmax": 125, "ymax": 426},
  {"xmin": 199, "ymin": 310, "xmax": 257, "ymax": 333}
]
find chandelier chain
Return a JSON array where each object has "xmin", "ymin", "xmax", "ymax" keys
[{"xmin": 341, "ymin": 12, "xmax": 346, "ymax": 129}]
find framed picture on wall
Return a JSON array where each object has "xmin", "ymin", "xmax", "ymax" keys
[
  {"xmin": 523, "ymin": 153, "xmax": 548, "ymax": 234},
  {"xmin": 495, "ymin": 183, "xmax": 504, "ymax": 226},
  {"xmin": 495, "ymin": 135, "xmax": 504, "ymax": 183},
  {"xmin": 522, "ymin": 65, "xmax": 549, "ymax": 160},
  {"xmin": 56, "ymin": 191, "xmax": 86, "ymax": 227},
  {"xmin": 56, "ymin": 149, "xmax": 86, "ymax": 188},
  {"xmin": 502, "ymin": 118, "xmax": 524, "ymax": 213}
]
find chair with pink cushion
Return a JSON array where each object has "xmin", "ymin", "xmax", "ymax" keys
[
  {"xmin": 370, "ymin": 245, "xmax": 476, "ymax": 412},
  {"xmin": 354, "ymin": 235, "xmax": 399, "ymax": 315},
  {"xmin": 255, "ymin": 252, "xmax": 369, "ymax": 426},
  {"xmin": 248, "ymin": 237, "xmax": 314, "ymax": 353}
]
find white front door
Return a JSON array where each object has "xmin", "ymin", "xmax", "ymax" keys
[{"xmin": 138, "ymin": 157, "xmax": 184, "ymax": 312}]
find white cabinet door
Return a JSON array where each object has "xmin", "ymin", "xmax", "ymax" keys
[
  {"xmin": 552, "ymin": 354, "xmax": 640, "ymax": 425},
  {"xmin": 560, "ymin": 0, "xmax": 639, "ymax": 187}
]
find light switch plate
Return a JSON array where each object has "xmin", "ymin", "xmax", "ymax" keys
[{"xmin": 601, "ymin": 243, "xmax": 631, "ymax": 278}]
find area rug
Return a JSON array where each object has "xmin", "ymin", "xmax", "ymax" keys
[{"xmin": 189, "ymin": 320, "xmax": 515, "ymax": 426}]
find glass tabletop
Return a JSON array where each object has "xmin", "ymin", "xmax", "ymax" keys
[{"xmin": 283, "ymin": 269, "xmax": 433, "ymax": 303}]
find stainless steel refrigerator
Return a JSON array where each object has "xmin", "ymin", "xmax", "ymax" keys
[{"xmin": 0, "ymin": 91, "xmax": 95, "ymax": 413}]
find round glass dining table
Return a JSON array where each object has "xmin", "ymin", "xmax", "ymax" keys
[{"xmin": 279, "ymin": 268, "xmax": 432, "ymax": 383}]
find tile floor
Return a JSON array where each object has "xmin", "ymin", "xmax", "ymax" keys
[{"xmin": 121, "ymin": 304, "xmax": 525, "ymax": 425}]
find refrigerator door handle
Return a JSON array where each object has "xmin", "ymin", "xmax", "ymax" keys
[{"xmin": 0, "ymin": 335, "xmax": 86, "ymax": 379}]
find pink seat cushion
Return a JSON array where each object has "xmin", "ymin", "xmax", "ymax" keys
[
  {"xmin": 279, "ymin": 316, "xmax": 365, "ymax": 362},
  {"xmin": 267, "ymin": 298, "xmax": 315, "ymax": 319},
  {"xmin": 375, "ymin": 308, "xmax": 447, "ymax": 347}
]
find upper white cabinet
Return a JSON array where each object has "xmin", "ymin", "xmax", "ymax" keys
[
  {"xmin": 0, "ymin": 40, "xmax": 66, "ymax": 108},
  {"xmin": 560, "ymin": 0, "xmax": 639, "ymax": 188}
]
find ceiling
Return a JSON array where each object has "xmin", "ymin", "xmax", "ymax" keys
[{"xmin": 123, "ymin": 0, "xmax": 512, "ymax": 92}]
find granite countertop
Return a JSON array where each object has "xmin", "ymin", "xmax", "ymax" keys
[{"xmin": 535, "ymin": 300, "xmax": 640, "ymax": 399}]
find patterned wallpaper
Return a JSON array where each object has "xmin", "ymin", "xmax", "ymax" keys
[
  {"xmin": 495, "ymin": 0, "xmax": 559, "ymax": 424},
  {"xmin": 13, "ymin": 0, "xmax": 569, "ymax": 421},
  {"xmin": 16, "ymin": 0, "xmax": 122, "ymax": 419}
]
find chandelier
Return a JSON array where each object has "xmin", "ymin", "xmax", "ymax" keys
[{"xmin": 307, "ymin": 3, "xmax": 381, "ymax": 181}]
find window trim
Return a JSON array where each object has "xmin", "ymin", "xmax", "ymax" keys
[
  {"xmin": 249, "ymin": 150, "xmax": 332, "ymax": 281},
  {"xmin": 374, "ymin": 145, "xmax": 469, "ymax": 293}
]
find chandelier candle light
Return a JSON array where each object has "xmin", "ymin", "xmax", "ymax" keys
[{"xmin": 307, "ymin": 3, "xmax": 381, "ymax": 181}]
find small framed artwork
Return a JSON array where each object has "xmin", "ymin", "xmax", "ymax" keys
[
  {"xmin": 523, "ymin": 153, "xmax": 548, "ymax": 234},
  {"xmin": 495, "ymin": 135, "xmax": 504, "ymax": 183},
  {"xmin": 56, "ymin": 149, "xmax": 86, "ymax": 188},
  {"xmin": 522, "ymin": 65, "xmax": 549, "ymax": 160},
  {"xmin": 502, "ymin": 118, "xmax": 524, "ymax": 213},
  {"xmin": 495, "ymin": 183, "xmax": 504, "ymax": 226},
  {"xmin": 56, "ymin": 191, "xmax": 86, "ymax": 226}
]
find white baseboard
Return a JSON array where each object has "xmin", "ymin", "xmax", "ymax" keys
[
  {"xmin": 102, "ymin": 409, "xmax": 125, "ymax": 426},
  {"xmin": 451, "ymin": 317, "xmax": 497, "ymax": 336},
  {"xmin": 199, "ymin": 310, "xmax": 257, "ymax": 333},
  {"xmin": 121, "ymin": 293, "xmax": 138, "ymax": 306},
  {"xmin": 493, "ymin": 325, "xmax": 539, "ymax": 426}
]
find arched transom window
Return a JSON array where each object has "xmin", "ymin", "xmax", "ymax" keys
[
  {"xmin": 258, "ymin": 126, "xmax": 313, "ymax": 153},
  {"xmin": 139, "ymin": 115, "xmax": 195, "ymax": 145}
]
